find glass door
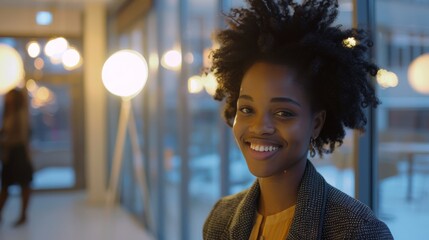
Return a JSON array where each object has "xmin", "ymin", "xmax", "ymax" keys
[
  {"xmin": 29, "ymin": 74, "xmax": 84, "ymax": 190},
  {"xmin": 0, "ymin": 36, "xmax": 85, "ymax": 191}
]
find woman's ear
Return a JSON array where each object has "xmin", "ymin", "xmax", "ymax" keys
[{"xmin": 312, "ymin": 110, "xmax": 326, "ymax": 138}]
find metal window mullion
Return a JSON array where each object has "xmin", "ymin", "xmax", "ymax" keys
[
  {"xmin": 142, "ymin": 16, "xmax": 152, "ymax": 231},
  {"xmin": 178, "ymin": 0, "xmax": 190, "ymax": 239},
  {"xmin": 354, "ymin": 0, "xmax": 378, "ymax": 211},
  {"xmin": 218, "ymin": 0, "xmax": 232, "ymax": 198},
  {"xmin": 155, "ymin": 1, "xmax": 166, "ymax": 239}
]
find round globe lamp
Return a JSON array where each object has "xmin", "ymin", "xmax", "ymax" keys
[
  {"xmin": 102, "ymin": 50, "xmax": 148, "ymax": 99},
  {"xmin": 0, "ymin": 44, "xmax": 25, "ymax": 94},
  {"xmin": 408, "ymin": 53, "xmax": 429, "ymax": 94}
]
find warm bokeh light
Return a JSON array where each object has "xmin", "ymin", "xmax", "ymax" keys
[
  {"xmin": 27, "ymin": 41, "xmax": 41, "ymax": 58},
  {"xmin": 161, "ymin": 50, "xmax": 181, "ymax": 70},
  {"xmin": 44, "ymin": 37, "xmax": 69, "ymax": 58},
  {"xmin": 26, "ymin": 79, "xmax": 38, "ymax": 94},
  {"xmin": 102, "ymin": 49, "xmax": 149, "ymax": 98},
  {"xmin": 188, "ymin": 75, "xmax": 204, "ymax": 93},
  {"xmin": 31, "ymin": 85, "xmax": 56, "ymax": 109},
  {"xmin": 0, "ymin": 44, "xmax": 25, "ymax": 94},
  {"xmin": 34, "ymin": 57, "xmax": 45, "ymax": 70},
  {"xmin": 50, "ymin": 55, "xmax": 63, "ymax": 65},
  {"xmin": 185, "ymin": 52, "xmax": 194, "ymax": 64},
  {"xmin": 377, "ymin": 69, "xmax": 399, "ymax": 88},
  {"xmin": 408, "ymin": 53, "xmax": 429, "ymax": 94},
  {"xmin": 343, "ymin": 37, "xmax": 357, "ymax": 48},
  {"xmin": 62, "ymin": 47, "xmax": 82, "ymax": 70},
  {"xmin": 36, "ymin": 86, "xmax": 51, "ymax": 102},
  {"xmin": 202, "ymin": 72, "xmax": 218, "ymax": 96}
]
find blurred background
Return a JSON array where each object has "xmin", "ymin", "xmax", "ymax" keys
[{"xmin": 0, "ymin": 0, "xmax": 428, "ymax": 239}]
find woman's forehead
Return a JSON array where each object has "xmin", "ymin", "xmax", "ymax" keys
[{"xmin": 240, "ymin": 63, "xmax": 302, "ymax": 93}]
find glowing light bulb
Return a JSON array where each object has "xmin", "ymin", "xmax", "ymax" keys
[
  {"xmin": 188, "ymin": 75, "xmax": 204, "ymax": 93},
  {"xmin": 27, "ymin": 41, "xmax": 41, "ymax": 58},
  {"xmin": 26, "ymin": 79, "xmax": 38, "ymax": 94},
  {"xmin": 161, "ymin": 50, "xmax": 181, "ymax": 70},
  {"xmin": 0, "ymin": 44, "xmax": 24, "ymax": 94},
  {"xmin": 408, "ymin": 54, "xmax": 429, "ymax": 94},
  {"xmin": 343, "ymin": 37, "xmax": 357, "ymax": 48},
  {"xmin": 376, "ymin": 69, "xmax": 399, "ymax": 88},
  {"xmin": 44, "ymin": 37, "xmax": 69, "ymax": 57},
  {"xmin": 62, "ymin": 47, "xmax": 82, "ymax": 70},
  {"xmin": 102, "ymin": 49, "xmax": 149, "ymax": 98}
]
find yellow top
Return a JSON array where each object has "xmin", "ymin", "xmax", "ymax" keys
[{"xmin": 249, "ymin": 205, "xmax": 296, "ymax": 240}]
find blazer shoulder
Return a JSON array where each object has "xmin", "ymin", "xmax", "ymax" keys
[
  {"xmin": 324, "ymin": 185, "xmax": 393, "ymax": 239},
  {"xmin": 326, "ymin": 185, "xmax": 374, "ymax": 219},
  {"xmin": 203, "ymin": 190, "xmax": 248, "ymax": 239}
]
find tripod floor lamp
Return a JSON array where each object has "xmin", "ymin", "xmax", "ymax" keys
[{"xmin": 101, "ymin": 49, "xmax": 152, "ymax": 227}]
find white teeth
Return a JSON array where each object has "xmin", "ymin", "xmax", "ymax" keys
[{"xmin": 250, "ymin": 143, "xmax": 279, "ymax": 152}]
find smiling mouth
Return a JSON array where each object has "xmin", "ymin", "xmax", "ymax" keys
[{"xmin": 246, "ymin": 141, "xmax": 282, "ymax": 152}]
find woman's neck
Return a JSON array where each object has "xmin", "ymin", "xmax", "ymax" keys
[{"xmin": 257, "ymin": 159, "xmax": 307, "ymax": 216}]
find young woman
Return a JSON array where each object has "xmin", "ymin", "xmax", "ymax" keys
[
  {"xmin": 0, "ymin": 88, "xmax": 33, "ymax": 227},
  {"xmin": 203, "ymin": 0, "xmax": 393, "ymax": 239}
]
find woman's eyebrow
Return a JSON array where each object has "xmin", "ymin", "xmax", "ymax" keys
[
  {"xmin": 238, "ymin": 95, "xmax": 301, "ymax": 107},
  {"xmin": 238, "ymin": 95, "xmax": 253, "ymax": 101},
  {"xmin": 271, "ymin": 97, "xmax": 301, "ymax": 107}
]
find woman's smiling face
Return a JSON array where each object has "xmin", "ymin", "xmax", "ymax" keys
[{"xmin": 233, "ymin": 62, "xmax": 325, "ymax": 178}]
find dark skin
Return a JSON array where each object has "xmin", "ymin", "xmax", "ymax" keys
[{"xmin": 232, "ymin": 62, "xmax": 326, "ymax": 216}]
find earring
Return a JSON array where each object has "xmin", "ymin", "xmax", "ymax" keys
[{"xmin": 309, "ymin": 137, "xmax": 316, "ymax": 158}]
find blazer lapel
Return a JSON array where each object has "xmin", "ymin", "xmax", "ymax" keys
[
  {"xmin": 226, "ymin": 160, "xmax": 327, "ymax": 240},
  {"xmin": 288, "ymin": 160, "xmax": 328, "ymax": 240},
  {"xmin": 228, "ymin": 180, "xmax": 260, "ymax": 239}
]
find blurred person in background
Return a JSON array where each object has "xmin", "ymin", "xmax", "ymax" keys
[{"xmin": 0, "ymin": 88, "xmax": 33, "ymax": 227}]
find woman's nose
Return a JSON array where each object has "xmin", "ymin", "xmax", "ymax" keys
[{"xmin": 249, "ymin": 113, "xmax": 275, "ymax": 135}]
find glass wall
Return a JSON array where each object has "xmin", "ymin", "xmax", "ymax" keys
[
  {"xmin": 110, "ymin": 1, "xmax": 235, "ymax": 239},
  {"xmin": 109, "ymin": 0, "xmax": 400, "ymax": 239},
  {"xmin": 375, "ymin": 0, "xmax": 429, "ymax": 239},
  {"xmin": 311, "ymin": 0, "xmax": 356, "ymax": 198}
]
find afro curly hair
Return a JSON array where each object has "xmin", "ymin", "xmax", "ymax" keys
[{"xmin": 210, "ymin": 0, "xmax": 380, "ymax": 156}]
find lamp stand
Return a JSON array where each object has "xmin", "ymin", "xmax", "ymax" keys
[{"xmin": 106, "ymin": 98, "xmax": 152, "ymax": 229}]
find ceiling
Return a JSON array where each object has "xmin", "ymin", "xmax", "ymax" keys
[{"xmin": 0, "ymin": 0, "xmax": 120, "ymax": 8}]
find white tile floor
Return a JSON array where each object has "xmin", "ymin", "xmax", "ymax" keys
[{"xmin": 0, "ymin": 191, "xmax": 154, "ymax": 240}]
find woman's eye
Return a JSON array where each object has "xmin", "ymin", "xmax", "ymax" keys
[
  {"xmin": 239, "ymin": 107, "xmax": 252, "ymax": 114},
  {"xmin": 275, "ymin": 111, "xmax": 293, "ymax": 117}
]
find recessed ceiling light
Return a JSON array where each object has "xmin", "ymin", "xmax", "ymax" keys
[{"xmin": 36, "ymin": 11, "xmax": 53, "ymax": 26}]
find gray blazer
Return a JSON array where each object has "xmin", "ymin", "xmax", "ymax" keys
[{"xmin": 203, "ymin": 160, "xmax": 393, "ymax": 239}]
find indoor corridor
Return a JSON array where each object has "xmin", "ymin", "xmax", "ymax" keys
[{"xmin": 0, "ymin": 191, "xmax": 154, "ymax": 240}]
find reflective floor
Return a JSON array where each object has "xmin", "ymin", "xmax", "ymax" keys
[
  {"xmin": 0, "ymin": 191, "xmax": 154, "ymax": 240},
  {"xmin": 1, "ymin": 165, "xmax": 427, "ymax": 240}
]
